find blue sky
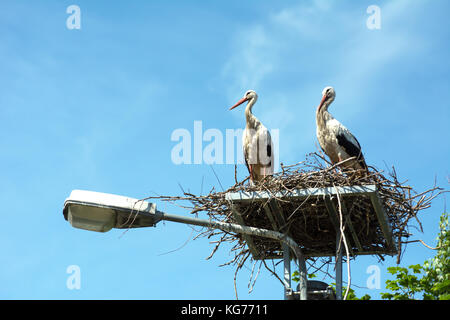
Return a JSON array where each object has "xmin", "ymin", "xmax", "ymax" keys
[{"xmin": 0, "ymin": 0, "xmax": 449, "ymax": 300}]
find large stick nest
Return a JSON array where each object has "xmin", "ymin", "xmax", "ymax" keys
[{"xmin": 148, "ymin": 153, "xmax": 443, "ymax": 293}]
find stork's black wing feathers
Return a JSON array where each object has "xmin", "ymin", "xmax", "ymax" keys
[
  {"xmin": 336, "ymin": 133, "xmax": 361, "ymax": 158},
  {"xmin": 264, "ymin": 129, "xmax": 272, "ymax": 167},
  {"xmin": 336, "ymin": 133, "xmax": 367, "ymax": 169}
]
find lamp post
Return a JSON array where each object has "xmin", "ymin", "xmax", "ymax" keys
[{"xmin": 63, "ymin": 189, "xmax": 308, "ymax": 300}]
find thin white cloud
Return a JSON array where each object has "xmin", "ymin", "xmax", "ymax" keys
[
  {"xmin": 221, "ymin": 24, "xmax": 275, "ymax": 99},
  {"xmin": 270, "ymin": 0, "xmax": 338, "ymax": 39}
]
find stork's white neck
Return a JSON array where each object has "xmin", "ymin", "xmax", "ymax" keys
[
  {"xmin": 320, "ymin": 109, "xmax": 334, "ymax": 121},
  {"xmin": 245, "ymin": 98, "xmax": 260, "ymax": 129},
  {"xmin": 316, "ymin": 101, "xmax": 335, "ymax": 128}
]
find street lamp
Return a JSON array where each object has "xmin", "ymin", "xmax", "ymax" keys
[
  {"xmin": 63, "ymin": 190, "xmax": 159, "ymax": 232},
  {"xmin": 62, "ymin": 189, "xmax": 308, "ymax": 300}
]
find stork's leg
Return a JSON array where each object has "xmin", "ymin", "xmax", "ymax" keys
[
  {"xmin": 249, "ymin": 165, "xmax": 253, "ymax": 181},
  {"xmin": 334, "ymin": 156, "xmax": 343, "ymax": 174}
]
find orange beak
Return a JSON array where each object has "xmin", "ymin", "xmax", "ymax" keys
[
  {"xmin": 317, "ymin": 94, "xmax": 327, "ymax": 110},
  {"xmin": 229, "ymin": 97, "xmax": 249, "ymax": 110}
]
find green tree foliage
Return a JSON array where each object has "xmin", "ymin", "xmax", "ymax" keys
[
  {"xmin": 381, "ymin": 212, "xmax": 449, "ymax": 300},
  {"xmin": 423, "ymin": 212, "xmax": 450, "ymax": 300},
  {"xmin": 381, "ymin": 264, "xmax": 427, "ymax": 300}
]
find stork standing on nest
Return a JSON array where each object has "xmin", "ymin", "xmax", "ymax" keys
[
  {"xmin": 316, "ymin": 86, "xmax": 368, "ymax": 172},
  {"xmin": 229, "ymin": 90, "xmax": 274, "ymax": 182}
]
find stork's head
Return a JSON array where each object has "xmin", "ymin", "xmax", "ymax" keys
[
  {"xmin": 318, "ymin": 86, "xmax": 335, "ymax": 110},
  {"xmin": 229, "ymin": 90, "xmax": 258, "ymax": 110}
]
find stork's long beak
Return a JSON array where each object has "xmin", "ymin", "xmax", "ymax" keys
[
  {"xmin": 229, "ymin": 97, "xmax": 249, "ymax": 110},
  {"xmin": 317, "ymin": 94, "xmax": 327, "ymax": 110}
]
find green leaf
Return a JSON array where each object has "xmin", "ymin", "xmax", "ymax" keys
[
  {"xmin": 409, "ymin": 264, "xmax": 423, "ymax": 274},
  {"xmin": 438, "ymin": 293, "xmax": 450, "ymax": 300},
  {"xmin": 380, "ymin": 293, "xmax": 394, "ymax": 300}
]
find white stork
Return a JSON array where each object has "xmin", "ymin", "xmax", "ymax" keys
[
  {"xmin": 229, "ymin": 90, "xmax": 274, "ymax": 182},
  {"xmin": 316, "ymin": 86, "xmax": 368, "ymax": 172}
]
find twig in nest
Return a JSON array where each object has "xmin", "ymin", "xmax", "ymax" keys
[
  {"xmin": 158, "ymin": 227, "xmax": 195, "ymax": 256},
  {"xmin": 262, "ymin": 259, "xmax": 285, "ymax": 287},
  {"xmin": 333, "ymin": 184, "xmax": 351, "ymax": 300},
  {"xmin": 210, "ymin": 165, "xmax": 224, "ymax": 192},
  {"xmin": 402, "ymin": 239, "xmax": 442, "ymax": 250},
  {"xmin": 248, "ymin": 260, "xmax": 262, "ymax": 293}
]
